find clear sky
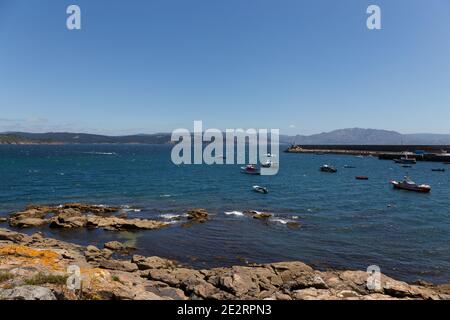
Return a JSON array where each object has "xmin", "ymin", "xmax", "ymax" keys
[{"xmin": 0, "ymin": 0, "xmax": 449, "ymax": 135}]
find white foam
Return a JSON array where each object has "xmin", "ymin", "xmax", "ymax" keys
[
  {"xmin": 271, "ymin": 218, "xmax": 289, "ymax": 225},
  {"xmin": 160, "ymin": 194, "xmax": 172, "ymax": 198},
  {"xmin": 225, "ymin": 211, "xmax": 244, "ymax": 216},
  {"xmin": 160, "ymin": 213, "xmax": 184, "ymax": 220}
]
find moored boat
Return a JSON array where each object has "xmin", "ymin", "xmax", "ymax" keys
[
  {"xmin": 320, "ymin": 165, "xmax": 337, "ymax": 173},
  {"xmin": 390, "ymin": 177, "xmax": 431, "ymax": 193},
  {"xmin": 240, "ymin": 165, "xmax": 260, "ymax": 175},
  {"xmin": 252, "ymin": 185, "xmax": 268, "ymax": 194}
]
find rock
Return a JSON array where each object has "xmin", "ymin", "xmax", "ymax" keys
[
  {"xmin": 132, "ymin": 255, "xmax": 176, "ymax": 270},
  {"xmin": 252, "ymin": 212, "xmax": 273, "ymax": 219},
  {"xmin": 0, "ymin": 217, "xmax": 7, "ymax": 223},
  {"xmin": 104, "ymin": 241, "xmax": 126, "ymax": 251},
  {"xmin": 0, "ymin": 228, "xmax": 29, "ymax": 243},
  {"xmin": 10, "ymin": 217, "xmax": 48, "ymax": 228},
  {"xmin": 186, "ymin": 208, "xmax": 208, "ymax": 221},
  {"xmin": 0, "ymin": 285, "xmax": 57, "ymax": 300},
  {"xmin": 287, "ymin": 222, "xmax": 301, "ymax": 229},
  {"xmin": 86, "ymin": 215, "xmax": 168, "ymax": 231},
  {"xmin": 98, "ymin": 259, "xmax": 138, "ymax": 272}
]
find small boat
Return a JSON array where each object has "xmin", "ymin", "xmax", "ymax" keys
[
  {"xmin": 390, "ymin": 177, "xmax": 431, "ymax": 193},
  {"xmin": 402, "ymin": 165, "xmax": 412, "ymax": 168},
  {"xmin": 320, "ymin": 165, "xmax": 337, "ymax": 173},
  {"xmin": 344, "ymin": 165, "xmax": 356, "ymax": 169},
  {"xmin": 393, "ymin": 155, "xmax": 416, "ymax": 164},
  {"xmin": 261, "ymin": 160, "xmax": 272, "ymax": 168},
  {"xmin": 431, "ymin": 168, "xmax": 445, "ymax": 172},
  {"xmin": 240, "ymin": 164, "xmax": 260, "ymax": 175},
  {"xmin": 356, "ymin": 176, "xmax": 369, "ymax": 180},
  {"xmin": 252, "ymin": 185, "xmax": 268, "ymax": 194}
]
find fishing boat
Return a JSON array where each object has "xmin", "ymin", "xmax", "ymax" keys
[
  {"xmin": 240, "ymin": 164, "xmax": 260, "ymax": 175},
  {"xmin": 393, "ymin": 154, "xmax": 416, "ymax": 164},
  {"xmin": 356, "ymin": 176, "xmax": 369, "ymax": 180},
  {"xmin": 252, "ymin": 185, "xmax": 268, "ymax": 194},
  {"xmin": 320, "ymin": 165, "xmax": 337, "ymax": 173},
  {"xmin": 431, "ymin": 168, "xmax": 445, "ymax": 172},
  {"xmin": 390, "ymin": 176, "xmax": 431, "ymax": 193}
]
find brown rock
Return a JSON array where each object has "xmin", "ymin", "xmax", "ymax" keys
[
  {"xmin": 252, "ymin": 212, "xmax": 273, "ymax": 219},
  {"xmin": 132, "ymin": 255, "xmax": 176, "ymax": 270},
  {"xmin": 98, "ymin": 259, "xmax": 138, "ymax": 272},
  {"xmin": 186, "ymin": 208, "xmax": 208, "ymax": 221}
]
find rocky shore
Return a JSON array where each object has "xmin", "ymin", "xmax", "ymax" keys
[
  {"xmin": 0, "ymin": 203, "xmax": 449, "ymax": 300},
  {"xmin": 0, "ymin": 226, "xmax": 448, "ymax": 300}
]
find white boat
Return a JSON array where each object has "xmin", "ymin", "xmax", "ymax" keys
[{"xmin": 253, "ymin": 186, "xmax": 268, "ymax": 194}]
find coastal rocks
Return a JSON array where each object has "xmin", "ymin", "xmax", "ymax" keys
[
  {"xmin": 186, "ymin": 208, "xmax": 208, "ymax": 222},
  {"xmin": 132, "ymin": 255, "xmax": 176, "ymax": 270},
  {"xmin": 9, "ymin": 203, "xmax": 168, "ymax": 232},
  {"xmin": 104, "ymin": 241, "xmax": 135, "ymax": 252},
  {"xmin": 0, "ymin": 285, "xmax": 57, "ymax": 300},
  {"xmin": 97, "ymin": 259, "xmax": 138, "ymax": 273},
  {"xmin": 85, "ymin": 215, "xmax": 168, "ymax": 231},
  {"xmin": 0, "ymin": 217, "xmax": 7, "ymax": 223},
  {"xmin": 1, "ymin": 227, "xmax": 449, "ymax": 301}
]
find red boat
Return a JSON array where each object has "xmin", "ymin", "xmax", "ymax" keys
[
  {"xmin": 240, "ymin": 164, "xmax": 261, "ymax": 175},
  {"xmin": 390, "ymin": 177, "xmax": 431, "ymax": 193}
]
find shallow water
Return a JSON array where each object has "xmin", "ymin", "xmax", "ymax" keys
[{"xmin": 0, "ymin": 144, "xmax": 449, "ymax": 283}]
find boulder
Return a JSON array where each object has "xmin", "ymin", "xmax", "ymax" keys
[
  {"xmin": 132, "ymin": 255, "xmax": 176, "ymax": 270},
  {"xmin": 98, "ymin": 259, "xmax": 139, "ymax": 272},
  {"xmin": 104, "ymin": 241, "xmax": 126, "ymax": 251},
  {"xmin": 0, "ymin": 285, "xmax": 56, "ymax": 300}
]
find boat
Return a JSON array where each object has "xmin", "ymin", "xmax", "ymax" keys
[
  {"xmin": 252, "ymin": 186, "xmax": 268, "ymax": 194},
  {"xmin": 261, "ymin": 160, "xmax": 272, "ymax": 168},
  {"xmin": 431, "ymin": 168, "xmax": 445, "ymax": 172},
  {"xmin": 320, "ymin": 165, "xmax": 337, "ymax": 173},
  {"xmin": 356, "ymin": 176, "xmax": 369, "ymax": 180},
  {"xmin": 402, "ymin": 165, "xmax": 412, "ymax": 168},
  {"xmin": 393, "ymin": 155, "xmax": 416, "ymax": 164},
  {"xmin": 390, "ymin": 177, "xmax": 431, "ymax": 193},
  {"xmin": 344, "ymin": 165, "xmax": 356, "ymax": 168},
  {"xmin": 240, "ymin": 164, "xmax": 260, "ymax": 175}
]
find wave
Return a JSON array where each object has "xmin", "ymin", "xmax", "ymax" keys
[
  {"xmin": 83, "ymin": 152, "xmax": 117, "ymax": 155},
  {"xmin": 225, "ymin": 211, "xmax": 244, "ymax": 216}
]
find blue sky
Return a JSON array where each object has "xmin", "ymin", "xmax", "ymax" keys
[{"xmin": 0, "ymin": 0, "xmax": 449, "ymax": 135}]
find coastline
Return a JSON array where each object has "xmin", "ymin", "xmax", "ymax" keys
[
  {"xmin": 0, "ymin": 204, "xmax": 449, "ymax": 300},
  {"xmin": 1, "ymin": 227, "xmax": 449, "ymax": 300}
]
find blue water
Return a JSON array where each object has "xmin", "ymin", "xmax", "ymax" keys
[{"xmin": 0, "ymin": 144, "xmax": 449, "ymax": 284}]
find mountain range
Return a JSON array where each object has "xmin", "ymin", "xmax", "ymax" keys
[{"xmin": 2, "ymin": 128, "xmax": 450, "ymax": 145}]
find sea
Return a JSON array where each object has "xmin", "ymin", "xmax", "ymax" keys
[{"xmin": 0, "ymin": 144, "xmax": 449, "ymax": 284}]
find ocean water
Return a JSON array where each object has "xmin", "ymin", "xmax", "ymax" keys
[{"xmin": 0, "ymin": 144, "xmax": 449, "ymax": 284}]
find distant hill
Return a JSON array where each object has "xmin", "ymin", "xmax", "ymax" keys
[
  {"xmin": 2, "ymin": 128, "xmax": 450, "ymax": 145},
  {"xmin": 1, "ymin": 132, "xmax": 173, "ymax": 144},
  {"xmin": 281, "ymin": 128, "xmax": 450, "ymax": 145}
]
